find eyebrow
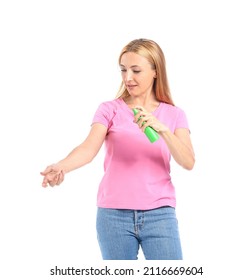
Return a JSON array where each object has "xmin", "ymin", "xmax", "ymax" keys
[{"xmin": 119, "ymin": 64, "xmax": 140, "ymax": 68}]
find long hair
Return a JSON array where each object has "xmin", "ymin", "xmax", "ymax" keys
[{"xmin": 116, "ymin": 39, "xmax": 174, "ymax": 106}]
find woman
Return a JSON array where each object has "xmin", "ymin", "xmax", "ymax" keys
[{"xmin": 41, "ymin": 38, "xmax": 195, "ymax": 260}]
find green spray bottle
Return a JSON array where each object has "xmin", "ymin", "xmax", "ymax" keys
[{"xmin": 132, "ymin": 108, "xmax": 159, "ymax": 143}]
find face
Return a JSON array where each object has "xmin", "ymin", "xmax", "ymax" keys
[{"xmin": 119, "ymin": 52, "xmax": 156, "ymax": 97}]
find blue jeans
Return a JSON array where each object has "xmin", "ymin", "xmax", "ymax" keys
[{"xmin": 96, "ymin": 206, "xmax": 183, "ymax": 260}]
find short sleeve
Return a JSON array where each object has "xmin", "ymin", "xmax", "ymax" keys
[
  {"xmin": 91, "ymin": 101, "xmax": 116, "ymax": 128},
  {"xmin": 175, "ymin": 108, "xmax": 189, "ymax": 130}
]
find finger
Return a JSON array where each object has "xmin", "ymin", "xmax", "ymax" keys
[
  {"xmin": 40, "ymin": 164, "xmax": 56, "ymax": 176},
  {"xmin": 144, "ymin": 118, "xmax": 161, "ymax": 132},
  {"xmin": 56, "ymin": 171, "xmax": 65, "ymax": 185},
  {"xmin": 133, "ymin": 111, "xmax": 142, "ymax": 123},
  {"xmin": 50, "ymin": 173, "xmax": 61, "ymax": 187},
  {"xmin": 41, "ymin": 167, "xmax": 62, "ymax": 187},
  {"xmin": 137, "ymin": 115, "xmax": 149, "ymax": 127},
  {"xmin": 56, "ymin": 173, "xmax": 61, "ymax": 185},
  {"xmin": 142, "ymin": 121, "xmax": 152, "ymax": 132},
  {"xmin": 134, "ymin": 112, "xmax": 148, "ymax": 125},
  {"xmin": 140, "ymin": 116, "xmax": 156, "ymax": 131},
  {"xmin": 42, "ymin": 176, "xmax": 49, "ymax": 188},
  {"xmin": 49, "ymin": 178, "xmax": 57, "ymax": 187},
  {"xmin": 141, "ymin": 120, "xmax": 149, "ymax": 131}
]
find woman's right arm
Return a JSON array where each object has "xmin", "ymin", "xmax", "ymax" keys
[{"xmin": 41, "ymin": 123, "xmax": 107, "ymax": 187}]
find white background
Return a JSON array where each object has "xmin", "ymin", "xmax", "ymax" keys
[{"xmin": 1, "ymin": 0, "xmax": 251, "ymax": 279}]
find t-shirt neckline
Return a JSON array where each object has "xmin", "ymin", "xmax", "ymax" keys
[{"xmin": 116, "ymin": 98, "xmax": 162, "ymax": 116}]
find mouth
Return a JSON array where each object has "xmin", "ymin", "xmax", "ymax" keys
[{"xmin": 127, "ymin": 85, "xmax": 137, "ymax": 90}]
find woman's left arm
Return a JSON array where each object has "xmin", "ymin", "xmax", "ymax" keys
[
  {"xmin": 134, "ymin": 108, "xmax": 195, "ymax": 170},
  {"xmin": 159, "ymin": 128, "xmax": 195, "ymax": 170}
]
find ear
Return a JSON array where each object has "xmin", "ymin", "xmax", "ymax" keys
[{"xmin": 153, "ymin": 71, "xmax": 157, "ymax": 78}]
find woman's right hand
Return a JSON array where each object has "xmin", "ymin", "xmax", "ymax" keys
[{"xmin": 40, "ymin": 164, "xmax": 65, "ymax": 188}]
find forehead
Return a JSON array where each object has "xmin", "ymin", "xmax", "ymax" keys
[{"xmin": 120, "ymin": 52, "xmax": 150, "ymax": 67}]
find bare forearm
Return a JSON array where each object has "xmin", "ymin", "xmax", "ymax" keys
[
  {"xmin": 160, "ymin": 130, "xmax": 195, "ymax": 170},
  {"xmin": 41, "ymin": 124, "xmax": 107, "ymax": 187},
  {"xmin": 133, "ymin": 107, "xmax": 195, "ymax": 170},
  {"xmin": 57, "ymin": 143, "xmax": 95, "ymax": 173},
  {"xmin": 56, "ymin": 124, "xmax": 107, "ymax": 173}
]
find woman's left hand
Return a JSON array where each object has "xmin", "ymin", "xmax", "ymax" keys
[
  {"xmin": 133, "ymin": 106, "xmax": 168, "ymax": 133},
  {"xmin": 133, "ymin": 106, "xmax": 195, "ymax": 170}
]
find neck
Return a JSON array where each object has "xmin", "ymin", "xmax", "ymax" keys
[{"xmin": 123, "ymin": 94, "xmax": 160, "ymax": 112}]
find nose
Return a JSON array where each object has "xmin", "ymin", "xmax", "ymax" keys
[{"xmin": 125, "ymin": 70, "xmax": 133, "ymax": 82}]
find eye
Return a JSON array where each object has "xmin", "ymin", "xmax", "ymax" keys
[
  {"xmin": 120, "ymin": 69, "xmax": 126, "ymax": 72},
  {"xmin": 133, "ymin": 70, "xmax": 141, "ymax": 73}
]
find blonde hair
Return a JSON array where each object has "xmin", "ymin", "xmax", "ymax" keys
[{"xmin": 116, "ymin": 39, "xmax": 174, "ymax": 106}]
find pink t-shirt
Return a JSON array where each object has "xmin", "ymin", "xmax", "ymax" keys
[{"xmin": 92, "ymin": 98, "xmax": 189, "ymax": 210}]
